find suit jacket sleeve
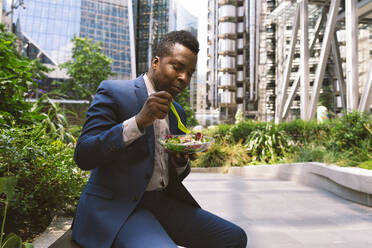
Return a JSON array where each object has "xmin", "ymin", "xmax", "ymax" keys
[{"xmin": 74, "ymin": 83, "xmax": 127, "ymax": 170}]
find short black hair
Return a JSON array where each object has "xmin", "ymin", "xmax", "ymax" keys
[{"xmin": 154, "ymin": 30, "xmax": 199, "ymax": 58}]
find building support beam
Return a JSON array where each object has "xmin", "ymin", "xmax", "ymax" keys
[
  {"xmin": 345, "ymin": 0, "xmax": 359, "ymax": 112},
  {"xmin": 249, "ymin": 0, "xmax": 256, "ymax": 101},
  {"xmin": 300, "ymin": 0, "xmax": 310, "ymax": 120},
  {"xmin": 331, "ymin": 32, "xmax": 347, "ymax": 112},
  {"xmin": 337, "ymin": 0, "xmax": 372, "ymax": 22},
  {"xmin": 308, "ymin": 0, "xmax": 341, "ymax": 120},
  {"xmin": 282, "ymin": 7, "xmax": 326, "ymax": 120},
  {"xmin": 275, "ymin": 4, "xmax": 300, "ymax": 123},
  {"xmin": 358, "ymin": 62, "xmax": 372, "ymax": 112}
]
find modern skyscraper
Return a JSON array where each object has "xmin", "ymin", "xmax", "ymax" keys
[
  {"xmin": 135, "ymin": 0, "xmax": 173, "ymax": 75},
  {"xmin": 13, "ymin": 0, "xmax": 136, "ymax": 80},
  {"xmin": 135, "ymin": 0, "xmax": 198, "ymax": 76},
  {"xmin": 80, "ymin": 0, "xmax": 135, "ymax": 79},
  {"xmin": 207, "ymin": 0, "xmax": 246, "ymax": 123}
]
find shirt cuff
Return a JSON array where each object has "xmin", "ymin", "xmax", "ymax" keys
[{"xmin": 122, "ymin": 116, "xmax": 145, "ymax": 146}]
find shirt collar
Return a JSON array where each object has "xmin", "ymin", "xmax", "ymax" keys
[{"xmin": 143, "ymin": 73, "xmax": 156, "ymax": 95}]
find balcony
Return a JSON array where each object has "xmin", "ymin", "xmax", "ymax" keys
[
  {"xmin": 219, "ymin": 5, "xmax": 237, "ymax": 20},
  {"xmin": 219, "ymin": 91, "xmax": 236, "ymax": 105},
  {"xmin": 218, "ymin": 22, "xmax": 237, "ymax": 36}
]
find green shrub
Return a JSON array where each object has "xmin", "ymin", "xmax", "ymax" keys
[
  {"xmin": 0, "ymin": 127, "xmax": 88, "ymax": 241},
  {"xmin": 31, "ymin": 95, "xmax": 76, "ymax": 144},
  {"xmin": 192, "ymin": 143, "xmax": 227, "ymax": 168},
  {"xmin": 0, "ymin": 24, "xmax": 50, "ymax": 127},
  {"xmin": 293, "ymin": 144, "xmax": 327, "ymax": 162},
  {"xmin": 359, "ymin": 160, "xmax": 372, "ymax": 170},
  {"xmin": 192, "ymin": 142, "xmax": 251, "ymax": 168},
  {"xmin": 326, "ymin": 111, "xmax": 372, "ymax": 152},
  {"xmin": 206, "ymin": 124, "xmax": 233, "ymax": 143},
  {"xmin": 278, "ymin": 119, "xmax": 325, "ymax": 144},
  {"xmin": 223, "ymin": 142, "xmax": 251, "ymax": 167},
  {"xmin": 245, "ymin": 123, "xmax": 289, "ymax": 162},
  {"xmin": 227, "ymin": 120, "xmax": 266, "ymax": 143}
]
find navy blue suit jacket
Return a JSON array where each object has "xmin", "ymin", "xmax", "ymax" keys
[{"xmin": 72, "ymin": 76, "xmax": 200, "ymax": 247}]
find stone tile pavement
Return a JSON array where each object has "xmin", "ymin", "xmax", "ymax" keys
[
  {"xmin": 34, "ymin": 172, "xmax": 372, "ymax": 247},
  {"xmin": 184, "ymin": 173, "xmax": 372, "ymax": 248}
]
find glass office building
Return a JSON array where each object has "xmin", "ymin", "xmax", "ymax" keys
[
  {"xmin": 136, "ymin": 0, "xmax": 172, "ymax": 75},
  {"xmin": 14, "ymin": 0, "xmax": 135, "ymax": 80},
  {"xmin": 80, "ymin": 0, "xmax": 133, "ymax": 78},
  {"xmin": 135, "ymin": 0, "xmax": 198, "ymax": 76}
]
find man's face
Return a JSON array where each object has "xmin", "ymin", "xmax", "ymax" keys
[{"xmin": 151, "ymin": 43, "xmax": 197, "ymax": 98}]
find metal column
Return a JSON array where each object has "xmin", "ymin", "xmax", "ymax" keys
[
  {"xmin": 275, "ymin": 4, "xmax": 300, "ymax": 123},
  {"xmin": 308, "ymin": 0, "xmax": 341, "ymax": 120},
  {"xmin": 331, "ymin": 32, "xmax": 347, "ymax": 112},
  {"xmin": 345, "ymin": 0, "xmax": 359, "ymax": 112},
  {"xmin": 282, "ymin": 8, "xmax": 326, "ymax": 120},
  {"xmin": 300, "ymin": 0, "xmax": 309, "ymax": 120},
  {"xmin": 249, "ymin": 0, "xmax": 256, "ymax": 101},
  {"xmin": 358, "ymin": 62, "xmax": 372, "ymax": 112}
]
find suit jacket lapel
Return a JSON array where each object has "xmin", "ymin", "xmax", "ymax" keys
[
  {"xmin": 134, "ymin": 76, "xmax": 155, "ymax": 160},
  {"xmin": 168, "ymin": 104, "xmax": 178, "ymax": 134}
]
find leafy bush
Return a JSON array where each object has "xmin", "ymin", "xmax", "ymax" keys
[
  {"xmin": 192, "ymin": 142, "xmax": 251, "ymax": 168},
  {"xmin": 0, "ymin": 127, "xmax": 88, "ymax": 241},
  {"xmin": 0, "ymin": 176, "xmax": 33, "ymax": 247},
  {"xmin": 192, "ymin": 143, "xmax": 227, "ymax": 168},
  {"xmin": 31, "ymin": 95, "xmax": 76, "ymax": 144},
  {"xmin": 0, "ymin": 24, "xmax": 50, "ymax": 127},
  {"xmin": 227, "ymin": 120, "xmax": 266, "ymax": 143},
  {"xmin": 278, "ymin": 119, "xmax": 325, "ymax": 144},
  {"xmin": 245, "ymin": 123, "xmax": 289, "ymax": 162},
  {"xmin": 293, "ymin": 144, "xmax": 327, "ymax": 162},
  {"xmin": 202, "ymin": 124, "xmax": 232, "ymax": 143},
  {"xmin": 326, "ymin": 111, "xmax": 372, "ymax": 152},
  {"xmin": 193, "ymin": 112, "xmax": 372, "ymax": 170}
]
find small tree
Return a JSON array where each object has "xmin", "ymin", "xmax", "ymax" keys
[{"xmin": 59, "ymin": 37, "xmax": 115, "ymax": 101}]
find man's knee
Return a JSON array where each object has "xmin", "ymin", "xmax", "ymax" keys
[{"xmin": 231, "ymin": 226, "xmax": 247, "ymax": 248}]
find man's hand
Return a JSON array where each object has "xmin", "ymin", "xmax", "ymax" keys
[
  {"xmin": 168, "ymin": 151, "xmax": 198, "ymax": 167},
  {"xmin": 136, "ymin": 91, "xmax": 173, "ymax": 131}
]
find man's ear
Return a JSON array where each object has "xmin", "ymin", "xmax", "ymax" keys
[{"xmin": 152, "ymin": 56, "xmax": 160, "ymax": 69}]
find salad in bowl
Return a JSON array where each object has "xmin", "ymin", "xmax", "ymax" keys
[{"xmin": 159, "ymin": 132, "xmax": 214, "ymax": 154}]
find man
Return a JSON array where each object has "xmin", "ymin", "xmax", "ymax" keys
[{"xmin": 72, "ymin": 30, "xmax": 247, "ymax": 248}]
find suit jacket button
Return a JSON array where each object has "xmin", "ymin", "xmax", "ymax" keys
[{"xmin": 132, "ymin": 196, "xmax": 138, "ymax": 202}]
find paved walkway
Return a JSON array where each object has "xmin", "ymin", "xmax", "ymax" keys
[
  {"xmin": 34, "ymin": 172, "xmax": 372, "ymax": 248},
  {"xmin": 184, "ymin": 173, "xmax": 372, "ymax": 248}
]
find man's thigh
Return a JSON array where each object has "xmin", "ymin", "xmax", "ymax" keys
[
  {"xmin": 112, "ymin": 207, "xmax": 177, "ymax": 248},
  {"xmin": 157, "ymin": 196, "xmax": 247, "ymax": 248}
]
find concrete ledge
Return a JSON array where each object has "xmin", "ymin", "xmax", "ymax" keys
[{"xmin": 192, "ymin": 162, "xmax": 372, "ymax": 207}]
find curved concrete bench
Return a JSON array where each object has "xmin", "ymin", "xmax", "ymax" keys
[{"xmin": 193, "ymin": 162, "xmax": 372, "ymax": 207}]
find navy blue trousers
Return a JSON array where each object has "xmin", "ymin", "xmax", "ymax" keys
[{"xmin": 112, "ymin": 190, "xmax": 247, "ymax": 248}]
